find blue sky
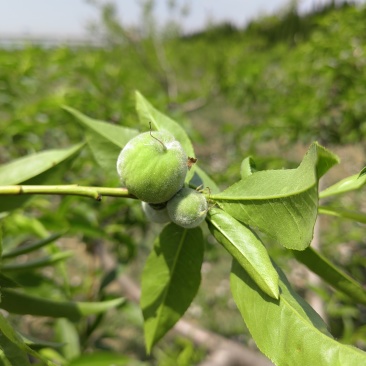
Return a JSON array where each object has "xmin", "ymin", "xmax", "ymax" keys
[{"xmin": 0, "ymin": 0, "xmax": 363, "ymax": 38}]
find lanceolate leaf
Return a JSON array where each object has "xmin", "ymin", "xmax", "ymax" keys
[
  {"xmin": 63, "ymin": 106, "xmax": 139, "ymax": 150},
  {"xmin": 230, "ymin": 259, "xmax": 366, "ymax": 366},
  {"xmin": 0, "ymin": 144, "xmax": 83, "ymax": 186},
  {"xmin": 0, "ymin": 289, "xmax": 124, "ymax": 321},
  {"xmin": 240, "ymin": 156, "xmax": 257, "ymax": 179},
  {"xmin": 318, "ymin": 206, "xmax": 366, "ymax": 224},
  {"xmin": 319, "ymin": 167, "xmax": 366, "ymax": 198},
  {"xmin": 63, "ymin": 106, "xmax": 139, "ymax": 176},
  {"xmin": 140, "ymin": 223, "xmax": 204, "ymax": 353},
  {"xmin": 135, "ymin": 91, "xmax": 195, "ymax": 158},
  {"xmin": 2, "ymin": 232, "xmax": 64, "ymax": 259},
  {"xmin": 292, "ymin": 247, "xmax": 366, "ymax": 305},
  {"xmin": 207, "ymin": 208, "xmax": 279, "ymax": 299},
  {"xmin": 0, "ymin": 143, "xmax": 83, "ymax": 212},
  {"xmin": 211, "ymin": 143, "xmax": 339, "ymax": 250}
]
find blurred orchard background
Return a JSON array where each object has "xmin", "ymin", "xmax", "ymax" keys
[{"xmin": 0, "ymin": 0, "xmax": 366, "ymax": 365}]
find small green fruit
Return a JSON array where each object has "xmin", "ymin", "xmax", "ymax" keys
[
  {"xmin": 117, "ymin": 131, "xmax": 188, "ymax": 203},
  {"xmin": 167, "ymin": 187, "xmax": 208, "ymax": 229},
  {"xmin": 142, "ymin": 202, "xmax": 171, "ymax": 224}
]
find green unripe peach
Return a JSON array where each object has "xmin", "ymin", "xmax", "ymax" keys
[
  {"xmin": 117, "ymin": 131, "xmax": 188, "ymax": 203},
  {"xmin": 142, "ymin": 202, "xmax": 171, "ymax": 224},
  {"xmin": 167, "ymin": 187, "xmax": 208, "ymax": 229}
]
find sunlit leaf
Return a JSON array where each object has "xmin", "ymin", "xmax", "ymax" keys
[
  {"xmin": 2, "ymin": 232, "xmax": 64, "ymax": 259},
  {"xmin": 240, "ymin": 156, "xmax": 257, "ymax": 179},
  {"xmin": 0, "ymin": 144, "xmax": 84, "ymax": 212},
  {"xmin": 135, "ymin": 91, "xmax": 195, "ymax": 157},
  {"xmin": 0, "ymin": 144, "xmax": 83, "ymax": 186},
  {"xmin": 63, "ymin": 106, "xmax": 138, "ymax": 149},
  {"xmin": 207, "ymin": 208, "xmax": 279, "ymax": 299},
  {"xmin": 319, "ymin": 167, "xmax": 366, "ymax": 198},
  {"xmin": 55, "ymin": 319, "xmax": 80, "ymax": 361},
  {"xmin": 63, "ymin": 106, "xmax": 139, "ymax": 175},
  {"xmin": 2, "ymin": 251, "xmax": 73, "ymax": 273},
  {"xmin": 211, "ymin": 142, "xmax": 339, "ymax": 250},
  {"xmin": 230, "ymin": 259, "xmax": 366, "ymax": 365},
  {"xmin": 141, "ymin": 223, "xmax": 204, "ymax": 353}
]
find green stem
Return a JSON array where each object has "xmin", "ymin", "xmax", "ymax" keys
[{"xmin": 0, "ymin": 185, "xmax": 136, "ymax": 201}]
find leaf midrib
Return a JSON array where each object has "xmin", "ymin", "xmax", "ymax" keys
[{"xmin": 212, "ymin": 185, "xmax": 316, "ymax": 201}]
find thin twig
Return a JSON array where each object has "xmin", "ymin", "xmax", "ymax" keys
[{"xmin": 0, "ymin": 185, "xmax": 136, "ymax": 201}]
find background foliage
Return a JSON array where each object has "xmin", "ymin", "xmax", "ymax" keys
[{"xmin": 0, "ymin": 1, "xmax": 365, "ymax": 365}]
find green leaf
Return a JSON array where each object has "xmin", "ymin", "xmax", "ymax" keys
[
  {"xmin": 0, "ymin": 143, "xmax": 83, "ymax": 212},
  {"xmin": 0, "ymin": 313, "xmax": 55, "ymax": 365},
  {"xmin": 0, "ymin": 143, "xmax": 83, "ymax": 186},
  {"xmin": 211, "ymin": 142, "xmax": 339, "ymax": 250},
  {"xmin": 55, "ymin": 319, "xmax": 80, "ymax": 361},
  {"xmin": 207, "ymin": 208, "xmax": 279, "ymax": 299},
  {"xmin": 63, "ymin": 106, "xmax": 139, "ymax": 150},
  {"xmin": 319, "ymin": 206, "xmax": 366, "ymax": 224},
  {"xmin": 0, "ymin": 273, "xmax": 20, "ymax": 288},
  {"xmin": 85, "ymin": 131, "xmax": 122, "ymax": 178},
  {"xmin": 0, "ymin": 288, "xmax": 124, "ymax": 321},
  {"xmin": 63, "ymin": 106, "xmax": 139, "ymax": 175},
  {"xmin": 140, "ymin": 223, "xmax": 204, "ymax": 353},
  {"xmin": 319, "ymin": 167, "xmax": 366, "ymax": 198},
  {"xmin": 230, "ymin": 259, "xmax": 366, "ymax": 366},
  {"xmin": 2, "ymin": 232, "xmax": 64, "ymax": 259},
  {"xmin": 292, "ymin": 247, "xmax": 366, "ymax": 305},
  {"xmin": 240, "ymin": 156, "xmax": 257, "ymax": 179},
  {"xmin": 2, "ymin": 251, "xmax": 73, "ymax": 273},
  {"xmin": 0, "ymin": 332, "xmax": 32, "ymax": 366}
]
